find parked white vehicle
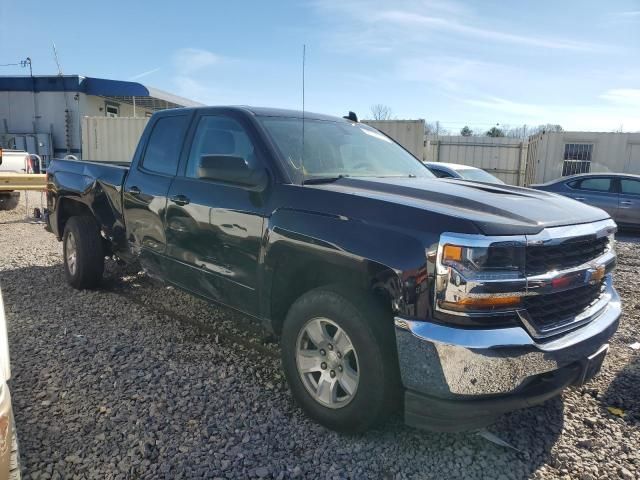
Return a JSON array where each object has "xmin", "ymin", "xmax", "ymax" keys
[
  {"xmin": 0, "ymin": 148, "xmax": 30, "ymax": 211},
  {"xmin": 0, "ymin": 288, "xmax": 20, "ymax": 479}
]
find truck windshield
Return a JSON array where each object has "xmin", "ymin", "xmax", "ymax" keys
[{"xmin": 258, "ymin": 117, "xmax": 433, "ymax": 183}]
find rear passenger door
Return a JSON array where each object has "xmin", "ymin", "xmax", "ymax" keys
[
  {"xmin": 566, "ymin": 177, "xmax": 618, "ymax": 218},
  {"xmin": 617, "ymin": 178, "xmax": 640, "ymax": 227},
  {"xmin": 123, "ymin": 112, "xmax": 191, "ymax": 274},
  {"xmin": 163, "ymin": 112, "xmax": 267, "ymax": 316}
]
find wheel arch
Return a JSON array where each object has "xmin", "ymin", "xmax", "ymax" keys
[{"xmin": 261, "ymin": 209, "xmax": 429, "ymax": 335}]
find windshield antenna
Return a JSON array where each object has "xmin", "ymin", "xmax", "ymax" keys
[{"xmin": 301, "ymin": 44, "xmax": 306, "ymax": 185}]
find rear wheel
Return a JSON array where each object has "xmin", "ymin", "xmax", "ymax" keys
[
  {"xmin": 281, "ymin": 286, "xmax": 399, "ymax": 432},
  {"xmin": 62, "ymin": 216, "xmax": 105, "ymax": 289}
]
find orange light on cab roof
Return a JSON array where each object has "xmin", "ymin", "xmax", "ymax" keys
[{"xmin": 443, "ymin": 245, "xmax": 463, "ymax": 262}]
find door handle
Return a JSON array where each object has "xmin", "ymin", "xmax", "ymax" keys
[
  {"xmin": 574, "ymin": 197, "xmax": 585, "ymax": 201},
  {"xmin": 621, "ymin": 200, "xmax": 633, "ymax": 205},
  {"xmin": 170, "ymin": 194, "xmax": 190, "ymax": 206},
  {"xmin": 126, "ymin": 186, "xmax": 141, "ymax": 196}
]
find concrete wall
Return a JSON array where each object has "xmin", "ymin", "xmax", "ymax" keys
[{"xmin": 530, "ymin": 132, "xmax": 640, "ymax": 183}]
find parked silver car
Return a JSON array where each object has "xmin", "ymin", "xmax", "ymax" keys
[
  {"xmin": 531, "ymin": 173, "xmax": 640, "ymax": 229},
  {"xmin": 424, "ymin": 162, "xmax": 505, "ymax": 184}
]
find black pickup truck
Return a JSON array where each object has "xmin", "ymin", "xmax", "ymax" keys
[{"xmin": 46, "ymin": 107, "xmax": 621, "ymax": 432}]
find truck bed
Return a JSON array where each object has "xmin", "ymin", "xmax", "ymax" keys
[{"xmin": 46, "ymin": 158, "xmax": 130, "ymax": 241}]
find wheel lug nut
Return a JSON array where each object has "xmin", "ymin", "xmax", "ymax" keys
[
  {"xmin": 328, "ymin": 344, "xmax": 333, "ymax": 351},
  {"xmin": 337, "ymin": 352, "xmax": 342, "ymax": 358},
  {"xmin": 320, "ymin": 349, "xmax": 326, "ymax": 356},
  {"xmin": 338, "ymin": 365, "xmax": 343, "ymax": 372},
  {"xmin": 321, "ymin": 362, "xmax": 327, "ymax": 370},
  {"xmin": 330, "ymin": 370, "xmax": 336, "ymax": 378}
]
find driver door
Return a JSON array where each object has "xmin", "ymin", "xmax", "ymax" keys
[{"xmin": 163, "ymin": 112, "xmax": 266, "ymax": 316}]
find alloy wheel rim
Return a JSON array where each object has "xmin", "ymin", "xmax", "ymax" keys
[
  {"xmin": 65, "ymin": 233, "xmax": 77, "ymax": 275},
  {"xmin": 295, "ymin": 317, "xmax": 359, "ymax": 409}
]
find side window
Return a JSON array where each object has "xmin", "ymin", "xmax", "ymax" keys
[
  {"xmin": 141, "ymin": 115, "xmax": 188, "ymax": 176},
  {"xmin": 185, "ymin": 116, "xmax": 257, "ymax": 179},
  {"xmin": 621, "ymin": 179, "xmax": 640, "ymax": 195},
  {"xmin": 576, "ymin": 177, "xmax": 611, "ymax": 192},
  {"xmin": 432, "ymin": 169, "xmax": 452, "ymax": 178}
]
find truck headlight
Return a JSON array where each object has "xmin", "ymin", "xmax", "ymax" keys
[{"xmin": 435, "ymin": 234, "xmax": 526, "ymax": 315}]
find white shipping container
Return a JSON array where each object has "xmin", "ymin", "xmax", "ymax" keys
[
  {"xmin": 81, "ymin": 116, "xmax": 149, "ymax": 163},
  {"xmin": 363, "ymin": 120, "xmax": 425, "ymax": 160}
]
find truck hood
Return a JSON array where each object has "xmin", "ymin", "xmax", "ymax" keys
[{"xmin": 311, "ymin": 177, "xmax": 611, "ymax": 236}]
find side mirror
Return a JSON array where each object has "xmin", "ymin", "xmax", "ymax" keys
[{"xmin": 198, "ymin": 154, "xmax": 267, "ymax": 189}]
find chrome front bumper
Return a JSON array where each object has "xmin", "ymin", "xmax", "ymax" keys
[{"xmin": 395, "ymin": 282, "xmax": 621, "ymax": 398}]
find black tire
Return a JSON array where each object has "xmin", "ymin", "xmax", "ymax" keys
[
  {"xmin": 0, "ymin": 192, "xmax": 20, "ymax": 211},
  {"xmin": 281, "ymin": 285, "xmax": 400, "ymax": 432},
  {"xmin": 62, "ymin": 216, "xmax": 104, "ymax": 289}
]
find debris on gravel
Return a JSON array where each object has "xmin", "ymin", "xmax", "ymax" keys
[{"xmin": 1, "ymin": 193, "xmax": 638, "ymax": 479}]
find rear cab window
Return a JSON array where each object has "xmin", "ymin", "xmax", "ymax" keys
[{"xmin": 141, "ymin": 115, "xmax": 189, "ymax": 176}]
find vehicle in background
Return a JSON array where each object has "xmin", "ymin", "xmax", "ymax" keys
[
  {"xmin": 424, "ymin": 162, "xmax": 505, "ymax": 184},
  {"xmin": 0, "ymin": 148, "xmax": 31, "ymax": 211},
  {"xmin": 0, "ymin": 288, "xmax": 20, "ymax": 480},
  {"xmin": 45, "ymin": 107, "xmax": 620, "ymax": 433},
  {"xmin": 531, "ymin": 173, "xmax": 640, "ymax": 229}
]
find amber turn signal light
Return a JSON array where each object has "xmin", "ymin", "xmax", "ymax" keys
[{"xmin": 443, "ymin": 244, "xmax": 463, "ymax": 262}]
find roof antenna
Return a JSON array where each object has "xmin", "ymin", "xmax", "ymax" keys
[
  {"xmin": 52, "ymin": 42, "xmax": 64, "ymax": 76},
  {"xmin": 301, "ymin": 44, "xmax": 306, "ymax": 185}
]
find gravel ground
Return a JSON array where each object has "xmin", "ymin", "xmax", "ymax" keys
[{"xmin": 0, "ymin": 193, "xmax": 639, "ymax": 479}]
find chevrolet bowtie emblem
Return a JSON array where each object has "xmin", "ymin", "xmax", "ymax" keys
[{"xmin": 588, "ymin": 265, "xmax": 606, "ymax": 285}]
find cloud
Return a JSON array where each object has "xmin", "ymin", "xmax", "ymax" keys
[
  {"xmin": 375, "ymin": 10, "xmax": 605, "ymax": 52},
  {"xmin": 600, "ymin": 89, "xmax": 640, "ymax": 107},
  {"xmin": 313, "ymin": 0, "xmax": 609, "ymax": 53},
  {"xmin": 173, "ymin": 48, "xmax": 221, "ymax": 75},
  {"xmin": 128, "ymin": 68, "xmax": 160, "ymax": 81}
]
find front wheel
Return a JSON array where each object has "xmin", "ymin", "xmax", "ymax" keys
[
  {"xmin": 281, "ymin": 286, "xmax": 399, "ymax": 432},
  {"xmin": 62, "ymin": 216, "xmax": 104, "ymax": 289}
]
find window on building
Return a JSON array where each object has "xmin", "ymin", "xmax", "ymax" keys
[
  {"xmin": 105, "ymin": 104, "xmax": 119, "ymax": 118},
  {"xmin": 140, "ymin": 115, "xmax": 189, "ymax": 176},
  {"xmin": 562, "ymin": 143, "xmax": 593, "ymax": 176}
]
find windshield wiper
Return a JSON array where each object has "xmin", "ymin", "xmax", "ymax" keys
[{"xmin": 302, "ymin": 175, "xmax": 350, "ymax": 185}]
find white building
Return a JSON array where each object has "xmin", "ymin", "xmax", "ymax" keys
[
  {"xmin": 0, "ymin": 75, "xmax": 201, "ymax": 164},
  {"xmin": 527, "ymin": 131, "xmax": 640, "ymax": 184}
]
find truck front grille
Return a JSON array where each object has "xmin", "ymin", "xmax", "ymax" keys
[
  {"xmin": 522, "ymin": 280, "xmax": 605, "ymax": 329},
  {"xmin": 526, "ymin": 236, "xmax": 608, "ymax": 276}
]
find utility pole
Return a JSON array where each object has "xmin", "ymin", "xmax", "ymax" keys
[{"xmin": 20, "ymin": 57, "xmax": 38, "ymax": 132}]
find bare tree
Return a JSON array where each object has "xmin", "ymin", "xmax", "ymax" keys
[
  {"xmin": 425, "ymin": 121, "xmax": 449, "ymax": 136},
  {"xmin": 370, "ymin": 104, "xmax": 393, "ymax": 120}
]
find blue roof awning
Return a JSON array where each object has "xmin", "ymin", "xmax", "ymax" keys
[{"xmin": 0, "ymin": 75, "xmax": 201, "ymax": 108}]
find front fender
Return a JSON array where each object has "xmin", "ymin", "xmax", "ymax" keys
[{"xmin": 261, "ymin": 208, "xmax": 434, "ymax": 325}]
